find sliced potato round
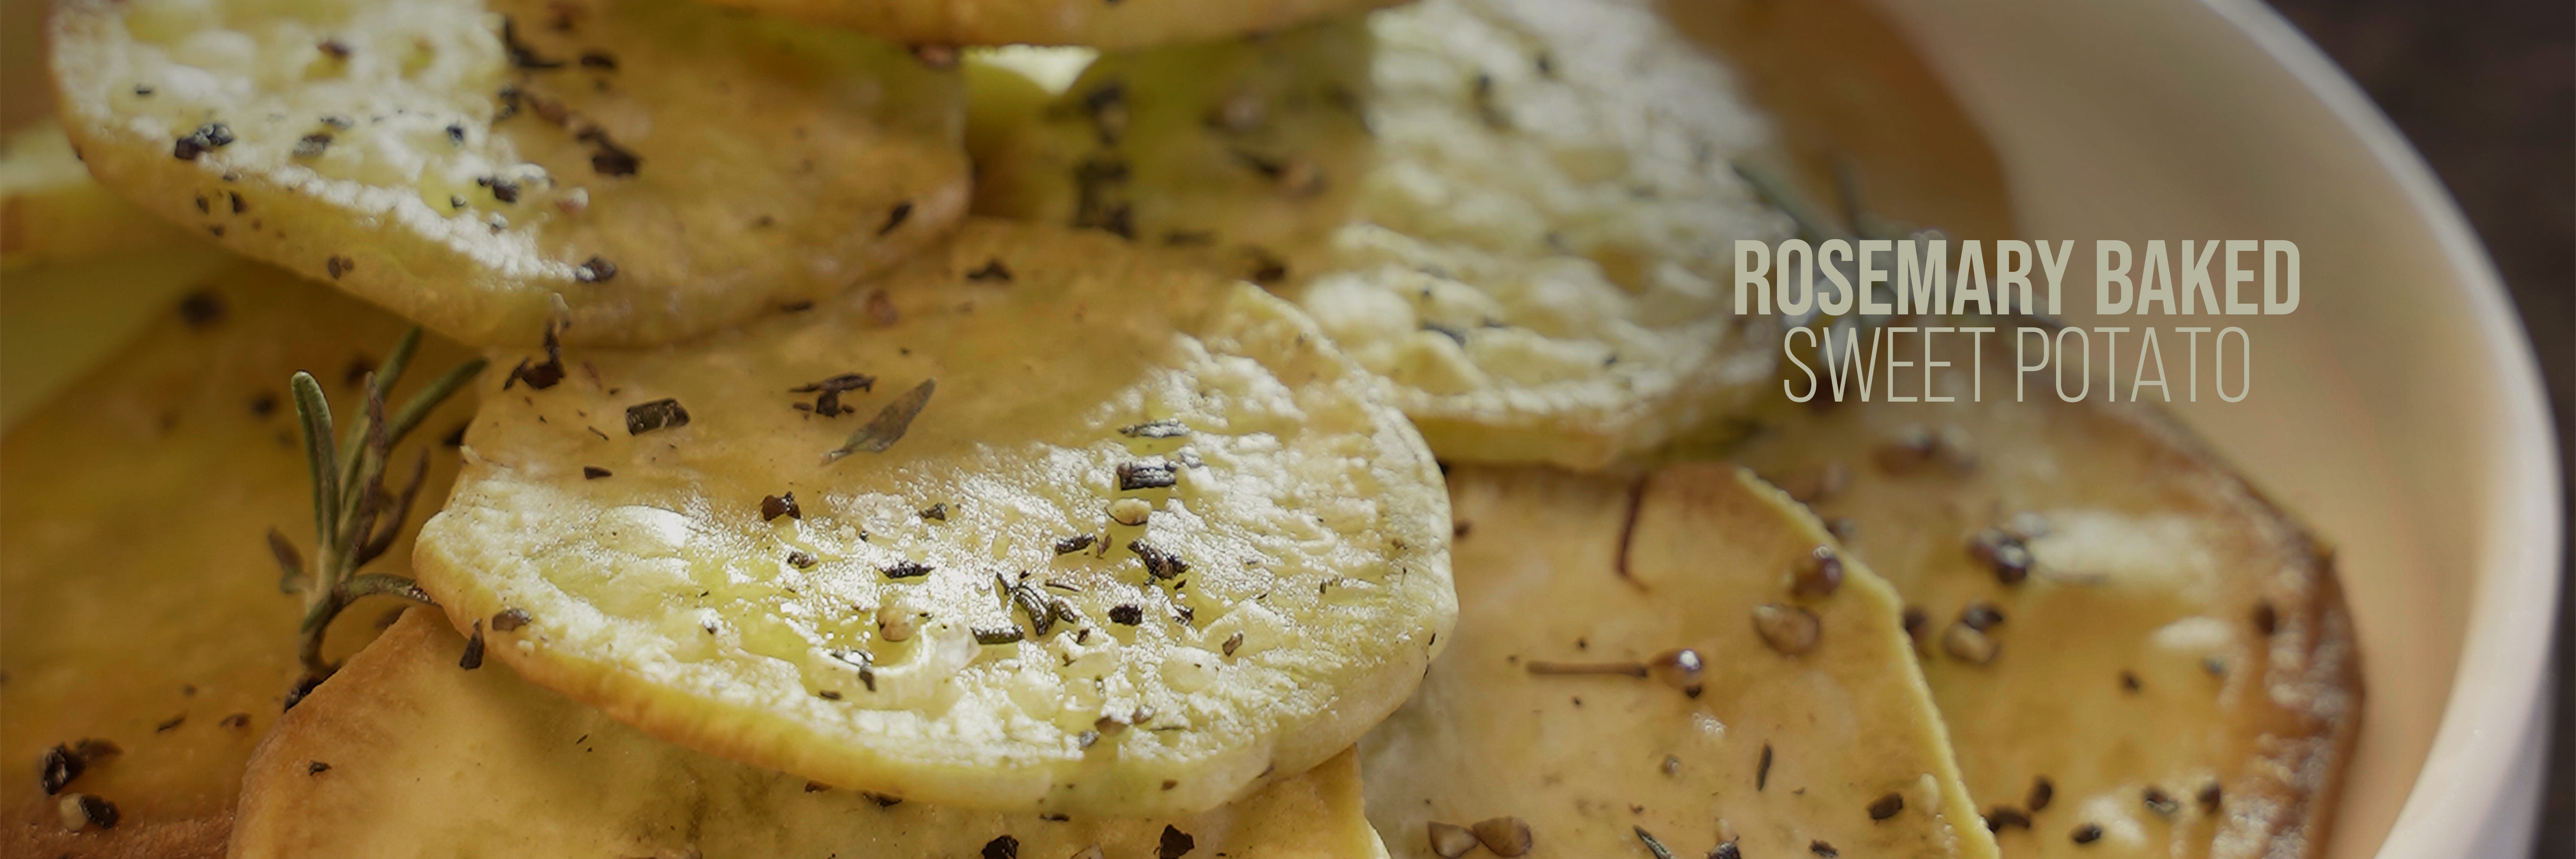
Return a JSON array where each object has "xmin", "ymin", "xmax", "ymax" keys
[
  {"xmin": 52, "ymin": 0, "xmax": 969, "ymax": 347},
  {"xmin": 2, "ymin": 119, "xmax": 206, "ymax": 271},
  {"xmin": 1726, "ymin": 320, "xmax": 2360, "ymax": 858},
  {"xmin": 1361, "ymin": 464, "xmax": 1996, "ymax": 858},
  {"xmin": 234, "ymin": 611, "xmax": 1390, "ymax": 859},
  {"xmin": 971, "ymin": 0, "xmax": 1786, "ymax": 469},
  {"xmin": 693, "ymin": 0, "xmax": 1402, "ymax": 51},
  {"xmin": 1, "ymin": 266, "xmax": 475, "ymax": 857},
  {"xmin": 413, "ymin": 220, "xmax": 1453, "ymax": 816}
]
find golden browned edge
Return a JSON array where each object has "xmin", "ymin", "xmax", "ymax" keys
[
  {"xmin": 2, "ymin": 810, "xmax": 229, "ymax": 859},
  {"xmin": 1884, "ymin": 314, "xmax": 2365, "ymax": 858},
  {"xmin": 420, "ymin": 570, "xmax": 1431, "ymax": 816},
  {"xmin": 227, "ymin": 611, "xmax": 416, "ymax": 856},
  {"xmin": 2083, "ymin": 338, "xmax": 2365, "ymax": 859}
]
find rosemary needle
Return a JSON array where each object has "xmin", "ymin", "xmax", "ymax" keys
[{"xmin": 273, "ymin": 326, "xmax": 485, "ymax": 685}]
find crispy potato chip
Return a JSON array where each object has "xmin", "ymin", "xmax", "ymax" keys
[
  {"xmin": 1362, "ymin": 464, "xmax": 1996, "ymax": 858},
  {"xmin": 1726, "ymin": 320, "xmax": 2360, "ymax": 857},
  {"xmin": 1, "ymin": 119, "xmax": 204, "ymax": 270},
  {"xmin": 694, "ymin": 0, "xmax": 1402, "ymax": 51},
  {"xmin": 972, "ymin": 0, "xmax": 1786, "ymax": 469},
  {"xmin": 53, "ymin": 0, "xmax": 969, "ymax": 347},
  {"xmin": 414, "ymin": 221, "xmax": 1454, "ymax": 816},
  {"xmin": 0, "ymin": 267, "xmax": 475, "ymax": 857},
  {"xmin": 234, "ymin": 610, "xmax": 1391, "ymax": 858}
]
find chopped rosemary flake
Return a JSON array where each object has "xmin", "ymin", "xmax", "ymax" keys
[
  {"xmin": 581, "ymin": 466, "xmax": 611, "ymax": 479},
  {"xmin": 1868, "ymin": 791, "xmax": 1905, "ymax": 821},
  {"xmin": 760, "ymin": 493, "xmax": 802, "ymax": 521},
  {"xmin": 171, "ymin": 122, "xmax": 234, "ymax": 160},
  {"xmin": 1128, "ymin": 540, "xmax": 1189, "ymax": 580},
  {"xmin": 2028, "ymin": 777, "xmax": 2055, "ymax": 811},
  {"xmin": 1005, "ymin": 576, "xmax": 1058, "ymax": 637},
  {"xmin": 459, "ymin": 621, "xmax": 486, "ymax": 669},
  {"xmin": 568, "ymin": 128, "xmax": 641, "ymax": 179},
  {"xmin": 980, "ymin": 834, "xmax": 1018, "ymax": 859},
  {"xmin": 1109, "ymin": 604, "xmax": 1143, "ymax": 625},
  {"xmin": 1633, "ymin": 825, "xmax": 1676, "ymax": 859},
  {"xmin": 70, "ymin": 740, "xmax": 119, "ymax": 765},
  {"xmin": 2199, "ymin": 781, "xmax": 2224, "ymax": 811},
  {"xmin": 1984, "ymin": 807, "xmax": 2032, "ymax": 831},
  {"xmin": 1959, "ymin": 601, "xmax": 2006, "ymax": 631},
  {"xmin": 878, "ymin": 201, "xmax": 912, "ymax": 236},
  {"xmin": 1524, "ymin": 660, "xmax": 1646, "ymax": 678},
  {"xmin": 1222, "ymin": 631, "xmax": 1244, "ymax": 657},
  {"xmin": 56, "ymin": 793, "xmax": 117, "ymax": 832},
  {"xmin": 881, "ymin": 560, "xmax": 933, "ymax": 579},
  {"xmin": 499, "ymin": 17, "xmax": 563, "ymax": 68},
  {"xmin": 1713, "ymin": 841, "xmax": 1742, "ymax": 859},
  {"xmin": 1116, "ymin": 460, "xmax": 1177, "ymax": 490},
  {"xmin": 491, "ymin": 608, "xmax": 531, "ymax": 631},
  {"xmin": 1757, "ymin": 743, "xmax": 1773, "ymax": 791},
  {"xmin": 973, "ymin": 626, "xmax": 1025, "ymax": 645},
  {"xmin": 2071, "ymin": 823, "xmax": 2102, "ymax": 844},
  {"xmin": 39, "ymin": 746, "xmax": 82, "ymax": 795},
  {"xmin": 1156, "ymin": 825, "xmax": 1194, "ymax": 859},
  {"xmin": 966, "ymin": 258, "xmax": 1013, "ymax": 282},
  {"xmin": 789, "ymin": 374, "xmax": 876, "ymax": 417},
  {"xmin": 2142, "ymin": 786, "xmax": 2180, "ymax": 816},
  {"xmin": 787, "ymin": 551, "xmax": 817, "ymax": 569},
  {"xmin": 827, "ymin": 379, "xmax": 934, "ymax": 461},
  {"xmin": 919, "ymin": 503, "xmax": 949, "ymax": 522},
  {"xmin": 574, "ymin": 255, "xmax": 619, "ymax": 283},
  {"xmin": 1810, "ymin": 840, "xmax": 1839, "ymax": 857},
  {"xmin": 623, "ymin": 399, "xmax": 690, "ymax": 435},
  {"xmin": 1969, "ymin": 528, "xmax": 2033, "ymax": 585},
  {"xmin": 1053, "ymin": 534, "xmax": 1097, "ymax": 555}
]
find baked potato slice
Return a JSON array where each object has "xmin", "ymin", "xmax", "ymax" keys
[
  {"xmin": 0, "ymin": 266, "xmax": 475, "ymax": 857},
  {"xmin": 1361, "ymin": 464, "xmax": 1997, "ymax": 859},
  {"xmin": 1725, "ymin": 320, "xmax": 2361, "ymax": 858},
  {"xmin": 52, "ymin": 0, "xmax": 969, "ymax": 347},
  {"xmin": 234, "ymin": 610, "xmax": 1390, "ymax": 859},
  {"xmin": 414, "ymin": 221, "xmax": 1454, "ymax": 816},
  {"xmin": 971, "ymin": 0, "xmax": 1784, "ymax": 470}
]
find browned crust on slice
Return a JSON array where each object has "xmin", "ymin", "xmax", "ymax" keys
[
  {"xmin": 2096, "ymin": 356, "xmax": 2364, "ymax": 859},
  {"xmin": 0, "ymin": 809, "xmax": 229, "ymax": 859}
]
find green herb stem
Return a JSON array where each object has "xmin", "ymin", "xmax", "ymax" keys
[{"xmin": 280, "ymin": 327, "xmax": 481, "ymax": 681}]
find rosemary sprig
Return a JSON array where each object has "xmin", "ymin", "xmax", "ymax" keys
[{"xmin": 269, "ymin": 326, "xmax": 486, "ymax": 682}]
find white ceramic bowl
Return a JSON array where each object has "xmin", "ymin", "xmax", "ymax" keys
[{"xmin": 1856, "ymin": 0, "xmax": 2563, "ymax": 855}]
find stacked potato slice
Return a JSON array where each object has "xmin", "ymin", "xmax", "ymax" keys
[{"xmin": 3, "ymin": 0, "xmax": 2358, "ymax": 856}]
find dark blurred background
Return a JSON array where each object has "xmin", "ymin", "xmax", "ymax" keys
[{"xmin": 2263, "ymin": 0, "xmax": 2572, "ymax": 852}]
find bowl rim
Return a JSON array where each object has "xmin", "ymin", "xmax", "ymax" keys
[
  {"xmin": 1856, "ymin": 0, "xmax": 2564, "ymax": 852},
  {"xmin": 2181, "ymin": 0, "xmax": 2562, "ymax": 852}
]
